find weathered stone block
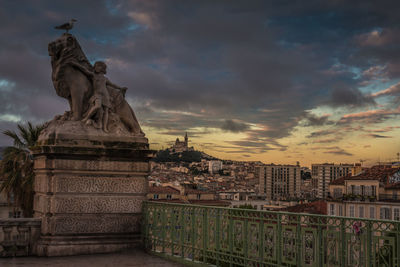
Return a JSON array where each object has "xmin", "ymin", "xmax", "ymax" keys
[{"xmin": 33, "ymin": 137, "xmax": 153, "ymax": 256}]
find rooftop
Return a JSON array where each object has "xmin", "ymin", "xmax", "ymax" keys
[
  {"xmin": 148, "ymin": 186, "xmax": 180, "ymax": 194},
  {"xmin": 284, "ymin": 200, "xmax": 327, "ymax": 215},
  {"xmin": 345, "ymin": 165, "xmax": 398, "ymax": 182}
]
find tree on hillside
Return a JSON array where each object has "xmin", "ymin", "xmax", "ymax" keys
[{"xmin": 0, "ymin": 122, "xmax": 44, "ymax": 217}]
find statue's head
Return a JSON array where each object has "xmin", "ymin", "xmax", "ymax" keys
[
  {"xmin": 94, "ymin": 61, "xmax": 107, "ymax": 74},
  {"xmin": 48, "ymin": 34, "xmax": 77, "ymax": 60}
]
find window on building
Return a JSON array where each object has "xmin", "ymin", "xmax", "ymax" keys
[
  {"xmin": 354, "ymin": 186, "xmax": 360, "ymax": 195},
  {"xmin": 359, "ymin": 206, "xmax": 364, "ymax": 218},
  {"xmin": 365, "ymin": 186, "xmax": 371, "ymax": 196},
  {"xmin": 153, "ymin": 194, "xmax": 159, "ymax": 199},
  {"xmin": 197, "ymin": 194, "xmax": 201, "ymax": 200},
  {"xmin": 350, "ymin": 206, "xmax": 355, "ymax": 217},
  {"xmin": 371, "ymin": 186, "xmax": 376, "ymax": 196},
  {"xmin": 380, "ymin": 207, "xmax": 391, "ymax": 220},
  {"xmin": 329, "ymin": 204, "xmax": 335, "ymax": 215},
  {"xmin": 333, "ymin": 188, "xmax": 343, "ymax": 198},
  {"xmin": 166, "ymin": 194, "xmax": 172, "ymax": 200},
  {"xmin": 370, "ymin": 207, "xmax": 375, "ymax": 219},
  {"xmin": 339, "ymin": 205, "xmax": 343, "ymax": 216},
  {"xmin": 394, "ymin": 208, "xmax": 400, "ymax": 221}
]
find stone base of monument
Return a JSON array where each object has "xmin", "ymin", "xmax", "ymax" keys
[{"xmin": 32, "ymin": 127, "xmax": 153, "ymax": 256}]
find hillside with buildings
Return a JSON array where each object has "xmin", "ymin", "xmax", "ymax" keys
[{"xmin": 153, "ymin": 133, "xmax": 217, "ymax": 162}]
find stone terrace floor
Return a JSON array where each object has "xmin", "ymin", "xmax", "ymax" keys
[{"xmin": 0, "ymin": 249, "xmax": 185, "ymax": 267}]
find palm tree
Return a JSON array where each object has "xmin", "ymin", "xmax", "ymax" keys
[{"xmin": 0, "ymin": 122, "xmax": 44, "ymax": 217}]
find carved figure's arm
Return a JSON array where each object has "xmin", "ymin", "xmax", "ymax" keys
[
  {"xmin": 106, "ymin": 79, "xmax": 127, "ymax": 96},
  {"xmin": 106, "ymin": 79, "xmax": 125, "ymax": 90},
  {"xmin": 70, "ymin": 62, "xmax": 93, "ymax": 77}
]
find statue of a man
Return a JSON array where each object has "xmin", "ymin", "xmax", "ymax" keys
[{"xmin": 70, "ymin": 61, "xmax": 127, "ymax": 132}]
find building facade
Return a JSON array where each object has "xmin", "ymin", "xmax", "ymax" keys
[
  {"xmin": 312, "ymin": 163, "xmax": 353, "ymax": 199},
  {"xmin": 257, "ymin": 164, "xmax": 301, "ymax": 200},
  {"xmin": 209, "ymin": 160, "xmax": 223, "ymax": 174},
  {"xmin": 327, "ymin": 165, "xmax": 400, "ymax": 220}
]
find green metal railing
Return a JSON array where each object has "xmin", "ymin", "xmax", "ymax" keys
[{"xmin": 143, "ymin": 201, "xmax": 400, "ymax": 267}]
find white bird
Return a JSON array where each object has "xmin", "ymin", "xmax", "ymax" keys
[{"xmin": 55, "ymin": 19, "xmax": 77, "ymax": 33}]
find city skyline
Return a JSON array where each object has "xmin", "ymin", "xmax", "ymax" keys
[{"xmin": 1, "ymin": 1, "xmax": 400, "ymax": 166}]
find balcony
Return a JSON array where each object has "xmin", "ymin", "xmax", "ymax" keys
[
  {"xmin": 1, "ymin": 202, "xmax": 400, "ymax": 266},
  {"xmin": 329, "ymin": 193, "xmax": 378, "ymax": 202},
  {"xmin": 379, "ymin": 194, "xmax": 400, "ymax": 202}
]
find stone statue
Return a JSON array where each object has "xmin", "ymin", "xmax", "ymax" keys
[
  {"xmin": 46, "ymin": 33, "xmax": 144, "ymax": 137},
  {"xmin": 33, "ymin": 27, "xmax": 152, "ymax": 257}
]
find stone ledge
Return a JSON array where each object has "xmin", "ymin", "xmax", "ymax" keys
[
  {"xmin": 0, "ymin": 218, "xmax": 41, "ymax": 226},
  {"xmin": 35, "ymin": 234, "xmax": 141, "ymax": 256}
]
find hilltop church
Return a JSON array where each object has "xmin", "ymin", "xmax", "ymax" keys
[{"xmin": 171, "ymin": 132, "xmax": 194, "ymax": 152}]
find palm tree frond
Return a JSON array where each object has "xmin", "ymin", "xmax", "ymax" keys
[
  {"xmin": 0, "ymin": 122, "xmax": 44, "ymax": 217},
  {"xmin": 3, "ymin": 130, "xmax": 25, "ymax": 149}
]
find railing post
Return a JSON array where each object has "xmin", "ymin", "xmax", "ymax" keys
[
  {"xmin": 296, "ymin": 214, "xmax": 301, "ymax": 266},
  {"xmin": 229, "ymin": 209, "xmax": 234, "ymax": 267},
  {"xmin": 180, "ymin": 207, "xmax": 184, "ymax": 258},
  {"xmin": 340, "ymin": 218, "xmax": 346, "ymax": 267},
  {"xmin": 366, "ymin": 220, "xmax": 372, "ymax": 267},
  {"xmin": 260, "ymin": 214, "xmax": 264, "ymax": 264},
  {"xmin": 191, "ymin": 207, "xmax": 195, "ymax": 261},
  {"xmin": 203, "ymin": 207, "xmax": 208, "ymax": 263},
  {"xmin": 277, "ymin": 213, "xmax": 282, "ymax": 266},
  {"xmin": 170, "ymin": 209, "xmax": 178, "ymax": 256},
  {"xmin": 162, "ymin": 205, "xmax": 166, "ymax": 254},
  {"xmin": 244, "ymin": 210, "xmax": 248, "ymax": 266},
  {"xmin": 171, "ymin": 208, "xmax": 175, "ymax": 256},
  {"xmin": 318, "ymin": 216, "xmax": 323, "ymax": 267},
  {"xmin": 216, "ymin": 209, "xmax": 220, "ymax": 266}
]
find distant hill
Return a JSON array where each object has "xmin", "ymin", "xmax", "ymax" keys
[{"xmin": 153, "ymin": 149, "xmax": 218, "ymax": 163}]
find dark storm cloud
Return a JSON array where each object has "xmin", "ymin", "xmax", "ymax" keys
[
  {"xmin": 364, "ymin": 134, "xmax": 392, "ymax": 139},
  {"xmin": 1, "ymin": 0, "xmax": 400, "ymax": 150},
  {"xmin": 307, "ymin": 130, "xmax": 336, "ymax": 138},
  {"xmin": 302, "ymin": 112, "xmax": 334, "ymax": 127},
  {"xmin": 313, "ymin": 146, "xmax": 353, "ymax": 156},
  {"xmin": 324, "ymin": 149, "xmax": 353, "ymax": 156},
  {"xmin": 329, "ymin": 87, "xmax": 376, "ymax": 107},
  {"xmin": 220, "ymin": 120, "xmax": 250, "ymax": 133},
  {"xmin": 312, "ymin": 138, "xmax": 337, "ymax": 144}
]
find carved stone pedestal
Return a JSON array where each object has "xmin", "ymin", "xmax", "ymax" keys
[{"xmin": 32, "ymin": 133, "xmax": 152, "ymax": 256}]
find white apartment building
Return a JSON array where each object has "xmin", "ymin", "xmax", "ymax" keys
[
  {"xmin": 209, "ymin": 160, "xmax": 223, "ymax": 174},
  {"xmin": 312, "ymin": 163, "xmax": 353, "ymax": 199},
  {"xmin": 257, "ymin": 164, "xmax": 301, "ymax": 200}
]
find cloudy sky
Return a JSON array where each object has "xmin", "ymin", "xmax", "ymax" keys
[{"xmin": 1, "ymin": 0, "xmax": 400, "ymax": 166}]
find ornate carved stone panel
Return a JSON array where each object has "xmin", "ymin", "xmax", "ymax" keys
[
  {"xmin": 51, "ymin": 214, "xmax": 141, "ymax": 234},
  {"xmin": 53, "ymin": 159, "xmax": 149, "ymax": 172},
  {"xmin": 54, "ymin": 176, "xmax": 147, "ymax": 193},
  {"xmin": 52, "ymin": 196, "xmax": 145, "ymax": 213}
]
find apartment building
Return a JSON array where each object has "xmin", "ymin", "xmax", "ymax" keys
[
  {"xmin": 327, "ymin": 165, "xmax": 400, "ymax": 220},
  {"xmin": 257, "ymin": 164, "xmax": 301, "ymax": 200},
  {"xmin": 312, "ymin": 163, "xmax": 353, "ymax": 198}
]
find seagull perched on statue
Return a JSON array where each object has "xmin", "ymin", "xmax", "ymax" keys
[{"xmin": 54, "ymin": 19, "xmax": 77, "ymax": 33}]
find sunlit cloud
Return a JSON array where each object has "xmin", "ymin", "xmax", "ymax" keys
[{"xmin": 0, "ymin": 114, "xmax": 22, "ymax": 123}]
